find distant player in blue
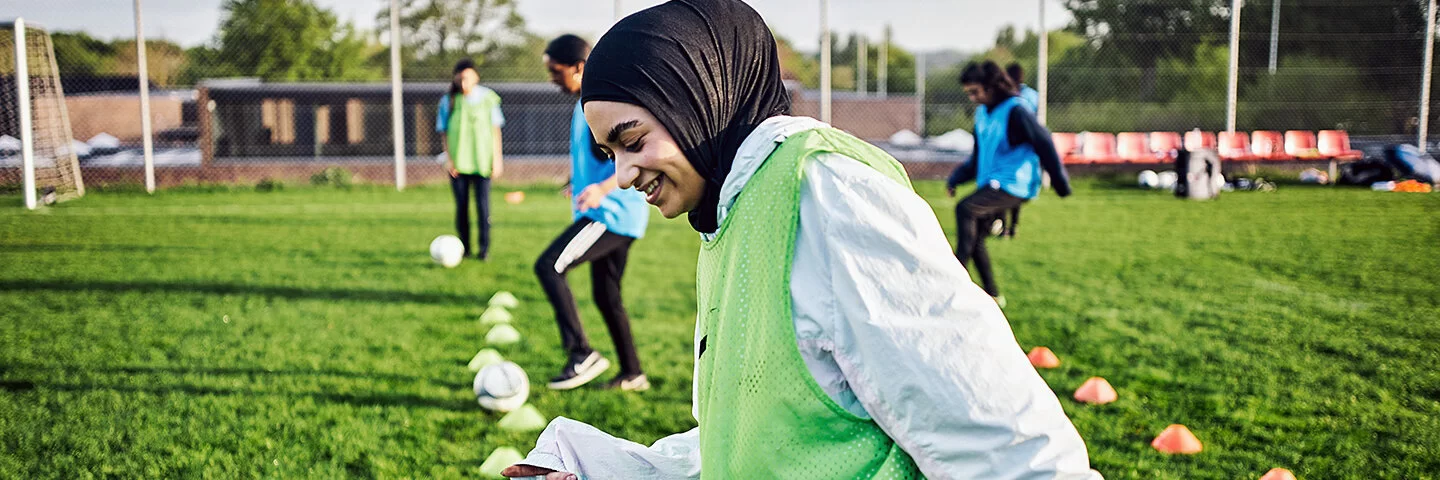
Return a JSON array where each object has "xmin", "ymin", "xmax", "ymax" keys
[
  {"xmin": 947, "ymin": 61, "xmax": 1070, "ymax": 308},
  {"xmin": 535, "ymin": 34, "xmax": 652, "ymax": 392},
  {"xmin": 1008, "ymin": 62, "xmax": 1039, "ymax": 113}
]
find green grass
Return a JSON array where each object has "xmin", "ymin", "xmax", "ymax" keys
[{"xmin": 1, "ymin": 180, "xmax": 1437, "ymax": 478}]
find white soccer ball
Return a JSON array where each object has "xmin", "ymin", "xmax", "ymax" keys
[
  {"xmin": 1138, "ymin": 170, "xmax": 1159, "ymax": 189},
  {"xmin": 1157, "ymin": 171, "xmax": 1179, "ymax": 190},
  {"xmin": 430, "ymin": 235, "xmax": 464, "ymax": 268},
  {"xmin": 474, "ymin": 361, "xmax": 530, "ymax": 412}
]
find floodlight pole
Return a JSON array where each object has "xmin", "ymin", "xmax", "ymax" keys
[
  {"xmin": 1226, "ymin": 0, "xmax": 1243, "ymax": 133},
  {"xmin": 857, "ymin": 34, "xmax": 867, "ymax": 95},
  {"xmin": 134, "ymin": 0, "xmax": 155, "ymax": 193},
  {"xmin": 916, "ymin": 51, "xmax": 926, "ymax": 135},
  {"xmin": 390, "ymin": 0, "xmax": 406, "ymax": 190},
  {"xmin": 1268, "ymin": 0, "xmax": 1280, "ymax": 74},
  {"xmin": 1421, "ymin": 0, "xmax": 1436, "ymax": 152},
  {"xmin": 820, "ymin": 0, "xmax": 831, "ymax": 124},
  {"xmin": 878, "ymin": 26, "xmax": 888, "ymax": 97},
  {"xmin": 15, "ymin": 18, "xmax": 35, "ymax": 209}
]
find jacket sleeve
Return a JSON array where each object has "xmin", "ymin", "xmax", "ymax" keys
[
  {"xmin": 946, "ymin": 134, "xmax": 980, "ymax": 189},
  {"xmin": 803, "ymin": 153, "xmax": 1100, "ymax": 479},
  {"xmin": 513, "ymin": 420, "xmax": 701, "ymax": 479},
  {"xmin": 1007, "ymin": 108, "xmax": 1071, "ymax": 197}
]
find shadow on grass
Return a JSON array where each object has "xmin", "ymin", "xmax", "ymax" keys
[
  {"xmin": 0, "ymin": 279, "xmax": 481, "ymax": 305},
  {"xmin": 2, "ymin": 363, "xmax": 472, "ymax": 412},
  {"xmin": 3, "ymin": 361, "xmax": 450, "ymax": 388}
]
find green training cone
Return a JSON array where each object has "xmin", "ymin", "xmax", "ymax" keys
[
  {"xmin": 485, "ymin": 324, "xmax": 522, "ymax": 346},
  {"xmin": 477, "ymin": 446, "xmax": 525, "ymax": 478},
  {"xmin": 489, "ymin": 291, "xmax": 520, "ymax": 309},
  {"xmin": 497, "ymin": 404, "xmax": 548, "ymax": 432},
  {"xmin": 467, "ymin": 348, "xmax": 505, "ymax": 371},
  {"xmin": 479, "ymin": 307, "xmax": 513, "ymax": 326}
]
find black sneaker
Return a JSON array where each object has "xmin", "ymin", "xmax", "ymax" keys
[
  {"xmin": 547, "ymin": 351, "xmax": 610, "ymax": 390},
  {"xmin": 601, "ymin": 373, "xmax": 650, "ymax": 392}
]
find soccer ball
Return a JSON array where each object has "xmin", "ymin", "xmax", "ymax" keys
[
  {"xmin": 474, "ymin": 361, "xmax": 530, "ymax": 412},
  {"xmin": 430, "ymin": 235, "xmax": 464, "ymax": 268},
  {"xmin": 1138, "ymin": 170, "xmax": 1159, "ymax": 189},
  {"xmin": 1157, "ymin": 171, "xmax": 1179, "ymax": 190}
]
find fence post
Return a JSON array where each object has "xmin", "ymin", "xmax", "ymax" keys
[
  {"xmin": 1421, "ymin": 0, "xmax": 1436, "ymax": 152},
  {"xmin": 1038, "ymin": 0, "xmax": 1048, "ymax": 125},
  {"xmin": 134, "ymin": 0, "xmax": 156, "ymax": 193},
  {"xmin": 1226, "ymin": 0, "xmax": 1243, "ymax": 133},
  {"xmin": 820, "ymin": 0, "xmax": 831, "ymax": 124},
  {"xmin": 390, "ymin": 0, "xmax": 406, "ymax": 190}
]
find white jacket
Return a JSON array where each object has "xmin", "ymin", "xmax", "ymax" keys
[{"xmin": 515, "ymin": 116, "xmax": 1101, "ymax": 479}]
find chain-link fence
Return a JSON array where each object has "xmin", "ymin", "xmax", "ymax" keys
[{"xmin": 7, "ymin": 0, "xmax": 1440, "ymax": 195}]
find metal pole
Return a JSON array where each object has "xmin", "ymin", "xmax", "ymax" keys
[
  {"xmin": 134, "ymin": 0, "xmax": 155, "ymax": 193},
  {"xmin": 878, "ymin": 26, "xmax": 888, "ymax": 98},
  {"xmin": 1226, "ymin": 0, "xmax": 1243, "ymax": 133},
  {"xmin": 1268, "ymin": 0, "xmax": 1280, "ymax": 74},
  {"xmin": 857, "ymin": 35, "xmax": 867, "ymax": 95},
  {"xmin": 615, "ymin": 0, "xmax": 622, "ymax": 20},
  {"xmin": 1038, "ymin": 0, "xmax": 1048, "ymax": 125},
  {"xmin": 820, "ymin": 0, "xmax": 831, "ymax": 123},
  {"xmin": 390, "ymin": 0, "xmax": 406, "ymax": 190},
  {"xmin": 15, "ymin": 19, "xmax": 35, "ymax": 210},
  {"xmin": 916, "ymin": 52, "xmax": 926, "ymax": 135},
  {"xmin": 1421, "ymin": 0, "xmax": 1436, "ymax": 152}
]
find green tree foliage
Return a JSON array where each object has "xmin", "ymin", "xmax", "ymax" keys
[
  {"xmin": 376, "ymin": 0, "xmax": 533, "ymax": 80},
  {"xmin": 182, "ymin": 0, "xmax": 381, "ymax": 83},
  {"xmin": 50, "ymin": 32, "xmax": 116, "ymax": 77}
]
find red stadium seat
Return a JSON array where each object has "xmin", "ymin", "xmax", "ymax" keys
[
  {"xmin": 1081, "ymin": 132, "xmax": 1119, "ymax": 164},
  {"xmin": 1217, "ymin": 131, "xmax": 1255, "ymax": 160},
  {"xmin": 1285, "ymin": 130, "xmax": 1323, "ymax": 159},
  {"xmin": 1318, "ymin": 130, "xmax": 1363, "ymax": 160},
  {"xmin": 1184, "ymin": 130, "xmax": 1216, "ymax": 151},
  {"xmin": 1251, "ymin": 131, "xmax": 1290, "ymax": 161},
  {"xmin": 1051, "ymin": 132, "xmax": 1079, "ymax": 158},
  {"xmin": 1116, "ymin": 132, "xmax": 1154, "ymax": 163},
  {"xmin": 1150, "ymin": 132, "xmax": 1182, "ymax": 158}
]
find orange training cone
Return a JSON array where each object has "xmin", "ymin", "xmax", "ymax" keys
[
  {"xmin": 1073, "ymin": 377, "xmax": 1118, "ymax": 404},
  {"xmin": 1151, "ymin": 424, "xmax": 1203, "ymax": 454},
  {"xmin": 1259, "ymin": 468, "xmax": 1296, "ymax": 480},
  {"xmin": 504, "ymin": 191, "xmax": 526, "ymax": 204},
  {"xmin": 1027, "ymin": 347, "xmax": 1060, "ymax": 369}
]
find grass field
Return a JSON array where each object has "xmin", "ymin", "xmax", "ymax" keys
[{"xmin": 1, "ymin": 179, "xmax": 1437, "ymax": 479}]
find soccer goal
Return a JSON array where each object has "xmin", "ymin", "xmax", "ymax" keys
[{"xmin": 1, "ymin": 18, "xmax": 84, "ymax": 209}]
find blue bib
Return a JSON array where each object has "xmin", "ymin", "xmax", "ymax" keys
[
  {"xmin": 570, "ymin": 101, "xmax": 649, "ymax": 238},
  {"xmin": 976, "ymin": 97, "xmax": 1042, "ymax": 200}
]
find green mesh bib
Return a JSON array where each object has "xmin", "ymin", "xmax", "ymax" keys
[
  {"xmin": 694, "ymin": 127, "xmax": 922, "ymax": 479},
  {"xmin": 445, "ymin": 90, "xmax": 500, "ymax": 177}
]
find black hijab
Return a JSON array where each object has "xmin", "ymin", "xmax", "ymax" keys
[{"xmin": 581, "ymin": 0, "xmax": 791, "ymax": 233}]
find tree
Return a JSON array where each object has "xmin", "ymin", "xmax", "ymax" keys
[
  {"xmin": 187, "ymin": 0, "xmax": 380, "ymax": 82},
  {"xmin": 111, "ymin": 39, "xmax": 188, "ymax": 87},
  {"xmin": 377, "ymin": 0, "xmax": 528, "ymax": 80},
  {"xmin": 50, "ymin": 32, "xmax": 116, "ymax": 77}
]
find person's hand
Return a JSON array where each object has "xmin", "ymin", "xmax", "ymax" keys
[
  {"xmin": 501, "ymin": 464, "xmax": 575, "ymax": 480},
  {"xmin": 445, "ymin": 160, "xmax": 458, "ymax": 178},
  {"xmin": 493, "ymin": 162, "xmax": 504, "ymax": 179},
  {"xmin": 946, "ymin": 186, "xmax": 956, "ymax": 198},
  {"xmin": 575, "ymin": 184, "xmax": 606, "ymax": 212}
]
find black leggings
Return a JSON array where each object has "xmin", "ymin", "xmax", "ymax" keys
[
  {"xmin": 534, "ymin": 218, "xmax": 642, "ymax": 376},
  {"xmin": 451, "ymin": 174, "xmax": 490, "ymax": 257},
  {"xmin": 955, "ymin": 187, "xmax": 1026, "ymax": 297}
]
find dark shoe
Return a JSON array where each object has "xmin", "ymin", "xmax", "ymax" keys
[
  {"xmin": 601, "ymin": 373, "xmax": 650, "ymax": 392},
  {"xmin": 547, "ymin": 351, "xmax": 610, "ymax": 390}
]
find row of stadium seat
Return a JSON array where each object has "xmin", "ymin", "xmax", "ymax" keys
[{"xmin": 1052, "ymin": 130, "xmax": 1363, "ymax": 164}]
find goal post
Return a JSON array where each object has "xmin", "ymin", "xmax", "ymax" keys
[{"xmin": 2, "ymin": 18, "xmax": 84, "ymax": 209}]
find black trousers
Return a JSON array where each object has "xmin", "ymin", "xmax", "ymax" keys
[
  {"xmin": 955, "ymin": 187, "xmax": 1026, "ymax": 297},
  {"xmin": 451, "ymin": 174, "xmax": 490, "ymax": 258},
  {"xmin": 534, "ymin": 218, "xmax": 642, "ymax": 376}
]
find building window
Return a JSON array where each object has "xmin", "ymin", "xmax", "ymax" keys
[
  {"xmin": 346, "ymin": 98, "xmax": 365, "ymax": 144},
  {"xmin": 260, "ymin": 98, "xmax": 296, "ymax": 144}
]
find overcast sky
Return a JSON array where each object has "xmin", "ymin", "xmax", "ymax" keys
[{"xmin": 3, "ymin": 0, "xmax": 1072, "ymax": 53}]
